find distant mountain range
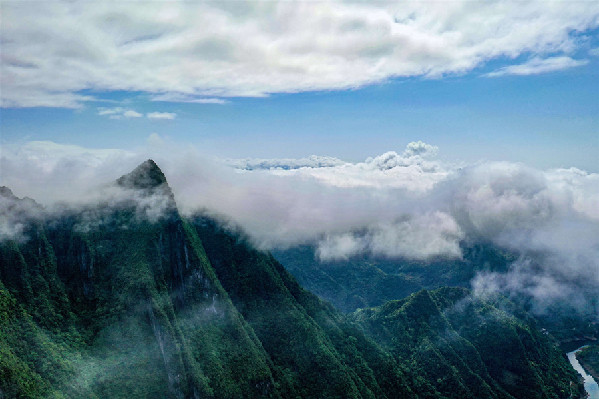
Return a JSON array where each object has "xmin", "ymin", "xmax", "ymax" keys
[{"xmin": 0, "ymin": 160, "xmax": 586, "ymax": 398}]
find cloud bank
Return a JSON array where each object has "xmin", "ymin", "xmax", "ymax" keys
[
  {"xmin": 2, "ymin": 1, "xmax": 598, "ymax": 107},
  {"xmin": 1, "ymin": 139, "xmax": 597, "ymax": 313}
]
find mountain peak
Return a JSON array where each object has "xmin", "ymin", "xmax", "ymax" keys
[{"xmin": 117, "ymin": 159, "xmax": 168, "ymax": 190}]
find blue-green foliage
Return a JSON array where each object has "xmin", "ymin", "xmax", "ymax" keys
[
  {"xmin": 273, "ymin": 245, "xmax": 514, "ymax": 313},
  {"xmin": 0, "ymin": 161, "xmax": 585, "ymax": 398},
  {"xmin": 576, "ymin": 345, "xmax": 599, "ymax": 381},
  {"xmin": 352, "ymin": 288, "xmax": 585, "ymax": 399}
]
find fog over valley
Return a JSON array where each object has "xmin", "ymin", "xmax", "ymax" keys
[
  {"xmin": 2, "ymin": 138, "xmax": 597, "ymax": 318},
  {"xmin": 2, "ymin": 1, "xmax": 598, "ymax": 397}
]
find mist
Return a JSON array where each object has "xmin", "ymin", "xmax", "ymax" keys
[{"xmin": 1, "ymin": 136, "xmax": 597, "ymax": 314}]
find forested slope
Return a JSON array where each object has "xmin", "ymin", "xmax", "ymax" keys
[{"xmin": 0, "ymin": 160, "xmax": 584, "ymax": 398}]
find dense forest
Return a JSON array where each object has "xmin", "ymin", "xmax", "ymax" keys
[
  {"xmin": 0, "ymin": 160, "xmax": 586, "ymax": 398},
  {"xmin": 577, "ymin": 345, "xmax": 599, "ymax": 382},
  {"xmin": 274, "ymin": 247, "xmax": 599, "ymax": 345}
]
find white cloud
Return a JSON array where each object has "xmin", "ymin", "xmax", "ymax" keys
[
  {"xmin": 0, "ymin": 141, "xmax": 137, "ymax": 204},
  {"xmin": 2, "ymin": 1, "xmax": 598, "ymax": 107},
  {"xmin": 368, "ymin": 212, "xmax": 464, "ymax": 260},
  {"xmin": 263, "ymin": 144, "xmax": 448, "ymax": 192},
  {"xmin": 403, "ymin": 141, "xmax": 439, "ymax": 158},
  {"xmin": 98, "ymin": 107, "xmax": 142, "ymax": 119},
  {"xmin": 187, "ymin": 98, "xmax": 228, "ymax": 104},
  {"xmin": 151, "ymin": 93, "xmax": 229, "ymax": 104},
  {"xmin": 123, "ymin": 109, "xmax": 143, "ymax": 118},
  {"xmin": 485, "ymin": 56, "xmax": 589, "ymax": 77},
  {"xmin": 1, "ymin": 138, "xmax": 598, "ymax": 311},
  {"xmin": 229, "ymin": 155, "xmax": 346, "ymax": 170},
  {"xmin": 471, "ymin": 256, "xmax": 597, "ymax": 315},
  {"xmin": 97, "ymin": 107, "xmax": 175, "ymax": 120},
  {"xmin": 146, "ymin": 112, "xmax": 176, "ymax": 120},
  {"xmin": 317, "ymin": 212, "xmax": 464, "ymax": 261},
  {"xmin": 316, "ymin": 233, "xmax": 367, "ymax": 261}
]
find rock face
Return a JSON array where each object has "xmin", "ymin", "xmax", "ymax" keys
[
  {"xmin": 116, "ymin": 159, "xmax": 168, "ymax": 190},
  {"xmin": 0, "ymin": 160, "xmax": 585, "ymax": 399}
]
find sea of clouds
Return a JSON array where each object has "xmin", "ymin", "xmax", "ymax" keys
[{"xmin": 1, "ymin": 137, "xmax": 598, "ymax": 313}]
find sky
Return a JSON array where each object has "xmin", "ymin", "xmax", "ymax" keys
[
  {"xmin": 1, "ymin": 0, "xmax": 598, "ymax": 171},
  {"xmin": 1, "ymin": 0, "xmax": 599, "ymax": 314}
]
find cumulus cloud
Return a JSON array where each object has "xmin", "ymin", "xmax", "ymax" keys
[
  {"xmin": 2, "ymin": 1, "xmax": 598, "ymax": 107},
  {"xmin": 1, "ymin": 138, "xmax": 598, "ymax": 312},
  {"xmin": 448, "ymin": 162, "xmax": 599, "ymax": 248},
  {"xmin": 485, "ymin": 56, "xmax": 589, "ymax": 77},
  {"xmin": 402, "ymin": 141, "xmax": 439, "ymax": 158},
  {"xmin": 446, "ymin": 162, "xmax": 599, "ymax": 313},
  {"xmin": 268, "ymin": 147, "xmax": 448, "ymax": 192}
]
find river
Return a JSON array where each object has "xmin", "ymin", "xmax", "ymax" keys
[{"xmin": 567, "ymin": 346, "xmax": 599, "ymax": 399}]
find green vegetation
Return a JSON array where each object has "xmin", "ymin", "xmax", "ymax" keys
[
  {"xmin": 576, "ymin": 344, "xmax": 599, "ymax": 381},
  {"xmin": 352, "ymin": 288, "xmax": 584, "ymax": 399},
  {"xmin": 0, "ymin": 160, "xmax": 585, "ymax": 398},
  {"xmin": 274, "ymin": 244, "xmax": 599, "ymax": 350},
  {"xmin": 273, "ymin": 244, "xmax": 515, "ymax": 313}
]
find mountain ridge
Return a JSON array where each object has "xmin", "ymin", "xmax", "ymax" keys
[
  {"xmin": 0, "ymin": 160, "xmax": 585, "ymax": 398},
  {"xmin": 116, "ymin": 159, "xmax": 168, "ymax": 190}
]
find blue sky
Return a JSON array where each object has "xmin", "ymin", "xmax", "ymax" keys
[
  {"xmin": 1, "ymin": 1, "xmax": 598, "ymax": 171},
  {"xmin": 2, "ymin": 1, "xmax": 598, "ymax": 320}
]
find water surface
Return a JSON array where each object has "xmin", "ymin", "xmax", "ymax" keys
[{"xmin": 567, "ymin": 346, "xmax": 599, "ymax": 399}]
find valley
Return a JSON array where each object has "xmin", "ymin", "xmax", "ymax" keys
[{"xmin": 0, "ymin": 160, "xmax": 591, "ymax": 398}]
